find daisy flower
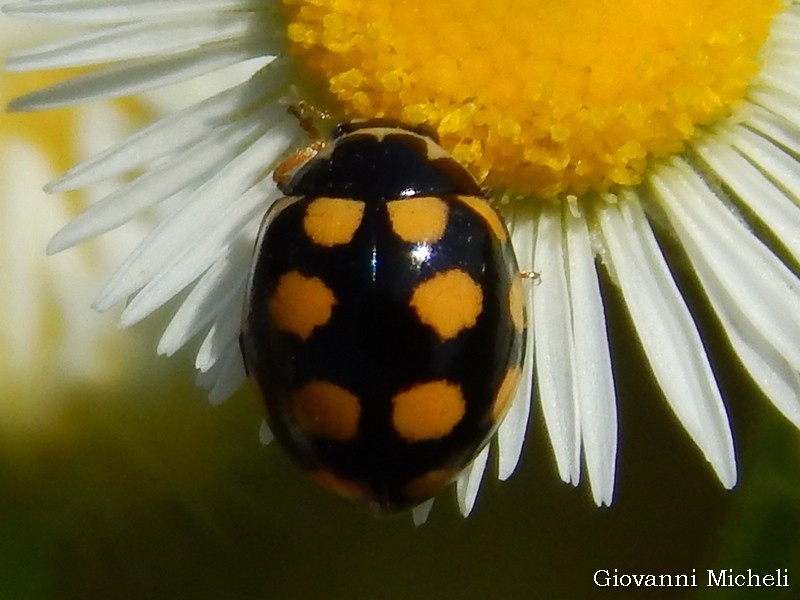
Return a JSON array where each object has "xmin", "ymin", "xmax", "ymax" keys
[{"xmin": 4, "ymin": 0, "xmax": 800, "ymax": 523}]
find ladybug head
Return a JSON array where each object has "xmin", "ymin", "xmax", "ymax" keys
[{"xmin": 332, "ymin": 118, "xmax": 439, "ymax": 142}]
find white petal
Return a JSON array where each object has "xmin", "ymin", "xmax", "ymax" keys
[
  {"xmin": 157, "ymin": 243, "xmax": 250, "ymax": 356},
  {"xmin": 653, "ymin": 159, "xmax": 800, "ymax": 373},
  {"xmin": 693, "ymin": 128, "xmax": 800, "ymax": 263},
  {"xmin": 756, "ymin": 66, "xmax": 800, "ymax": 103},
  {"xmin": 748, "ymin": 88, "xmax": 800, "ymax": 131},
  {"xmin": 456, "ymin": 444, "xmax": 490, "ymax": 517},
  {"xmin": 496, "ymin": 204, "xmax": 536, "ymax": 481},
  {"xmin": 46, "ymin": 60, "xmax": 292, "ymax": 192},
  {"xmin": 597, "ymin": 192, "xmax": 736, "ymax": 488},
  {"xmin": 505, "ymin": 200, "xmax": 536, "ymax": 273},
  {"xmin": 496, "ymin": 298, "xmax": 534, "ymax": 480},
  {"xmin": 767, "ymin": 8, "xmax": 800, "ymax": 40},
  {"xmin": 716, "ymin": 322, "xmax": 800, "ymax": 427},
  {"xmin": 95, "ymin": 128, "xmax": 289, "ymax": 316},
  {"xmin": 533, "ymin": 206, "xmax": 580, "ymax": 485},
  {"xmin": 4, "ymin": 13, "xmax": 259, "ymax": 69},
  {"xmin": 3, "ymin": 0, "xmax": 261, "ymax": 23},
  {"xmin": 726, "ymin": 123, "xmax": 800, "ymax": 206},
  {"xmin": 48, "ymin": 105, "xmax": 272, "ymax": 253},
  {"xmin": 196, "ymin": 283, "xmax": 245, "ymax": 373},
  {"xmin": 259, "ymin": 420, "xmax": 274, "ymax": 445},
  {"xmin": 745, "ymin": 105, "xmax": 800, "ymax": 157},
  {"xmin": 8, "ymin": 39, "xmax": 270, "ymax": 110},
  {"xmin": 117, "ymin": 168, "xmax": 282, "ymax": 327},
  {"xmin": 565, "ymin": 206, "xmax": 617, "ymax": 506},
  {"xmin": 411, "ymin": 499, "xmax": 434, "ymax": 526},
  {"xmin": 202, "ymin": 341, "xmax": 246, "ymax": 406},
  {"xmin": 651, "ymin": 158, "xmax": 800, "ymax": 427}
]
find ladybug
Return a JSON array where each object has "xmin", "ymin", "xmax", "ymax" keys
[{"xmin": 240, "ymin": 118, "xmax": 527, "ymax": 512}]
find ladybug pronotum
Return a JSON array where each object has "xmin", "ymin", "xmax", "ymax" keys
[{"xmin": 240, "ymin": 119, "xmax": 527, "ymax": 512}]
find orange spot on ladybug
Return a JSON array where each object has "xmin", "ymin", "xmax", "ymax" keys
[
  {"xmin": 310, "ymin": 470, "xmax": 371, "ymax": 503},
  {"xmin": 269, "ymin": 271, "xmax": 336, "ymax": 340},
  {"xmin": 454, "ymin": 195, "xmax": 508, "ymax": 243},
  {"xmin": 303, "ymin": 197, "xmax": 365, "ymax": 246},
  {"xmin": 392, "ymin": 380, "xmax": 465, "ymax": 442},
  {"xmin": 410, "ymin": 269, "xmax": 483, "ymax": 340},
  {"xmin": 387, "ymin": 196, "xmax": 448, "ymax": 243},
  {"xmin": 291, "ymin": 380, "xmax": 361, "ymax": 441},
  {"xmin": 509, "ymin": 276, "xmax": 526, "ymax": 332},
  {"xmin": 493, "ymin": 366, "xmax": 523, "ymax": 422},
  {"xmin": 404, "ymin": 468, "xmax": 460, "ymax": 500}
]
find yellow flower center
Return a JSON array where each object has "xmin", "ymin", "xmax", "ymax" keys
[{"xmin": 283, "ymin": 0, "xmax": 782, "ymax": 198}]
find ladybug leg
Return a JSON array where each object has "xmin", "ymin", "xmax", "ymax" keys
[
  {"xmin": 272, "ymin": 140, "xmax": 327, "ymax": 188},
  {"xmin": 520, "ymin": 270, "xmax": 541, "ymax": 282},
  {"xmin": 273, "ymin": 100, "xmax": 332, "ymax": 189}
]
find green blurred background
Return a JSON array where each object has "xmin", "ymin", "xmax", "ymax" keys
[{"xmin": 1, "ymin": 281, "xmax": 798, "ymax": 600}]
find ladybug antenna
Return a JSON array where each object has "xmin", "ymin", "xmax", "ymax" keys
[
  {"xmin": 288, "ymin": 100, "xmax": 333, "ymax": 141},
  {"xmin": 273, "ymin": 100, "xmax": 331, "ymax": 189}
]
